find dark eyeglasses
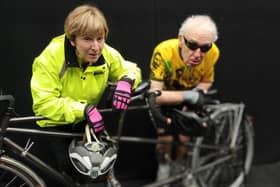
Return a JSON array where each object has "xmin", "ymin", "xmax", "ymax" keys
[{"xmin": 183, "ymin": 37, "xmax": 212, "ymax": 53}]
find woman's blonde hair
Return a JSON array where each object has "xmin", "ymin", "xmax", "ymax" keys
[{"xmin": 64, "ymin": 4, "xmax": 109, "ymax": 41}]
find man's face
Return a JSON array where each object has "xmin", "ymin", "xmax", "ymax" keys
[
  {"xmin": 71, "ymin": 34, "xmax": 105, "ymax": 64},
  {"xmin": 179, "ymin": 29, "xmax": 213, "ymax": 66}
]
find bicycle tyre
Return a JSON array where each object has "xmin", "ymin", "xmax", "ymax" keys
[
  {"xmin": 0, "ymin": 155, "xmax": 46, "ymax": 187},
  {"xmin": 191, "ymin": 107, "xmax": 254, "ymax": 187}
]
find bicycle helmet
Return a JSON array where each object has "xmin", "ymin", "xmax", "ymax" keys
[{"xmin": 68, "ymin": 125, "xmax": 117, "ymax": 179}]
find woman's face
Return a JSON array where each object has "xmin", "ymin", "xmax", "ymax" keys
[
  {"xmin": 71, "ymin": 34, "xmax": 105, "ymax": 64},
  {"xmin": 179, "ymin": 30, "xmax": 213, "ymax": 66}
]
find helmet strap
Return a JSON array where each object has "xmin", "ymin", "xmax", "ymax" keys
[{"xmin": 85, "ymin": 124, "xmax": 100, "ymax": 144}]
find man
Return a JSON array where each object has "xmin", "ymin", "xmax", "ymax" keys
[{"xmin": 149, "ymin": 15, "xmax": 220, "ymax": 186}]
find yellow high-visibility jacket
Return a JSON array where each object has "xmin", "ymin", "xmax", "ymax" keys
[{"xmin": 31, "ymin": 34, "xmax": 142, "ymax": 127}]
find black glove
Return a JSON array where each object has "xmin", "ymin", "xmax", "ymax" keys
[
  {"xmin": 85, "ymin": 104, "xmax": 105, "ymax": 133},
  {"xmin": 195, "ymin": 90, "xmax": 212, "ymax": 107}
]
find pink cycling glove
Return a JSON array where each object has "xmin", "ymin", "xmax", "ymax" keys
[
  {"xmin": 112, "ymin": 79, "xmax": 132, "ymax": 110},
  {"xmin": 85, "ymin": 105, "xmax": 104, "ymax": 133}
]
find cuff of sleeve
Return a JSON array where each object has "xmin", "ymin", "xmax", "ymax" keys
[
  {"xmin": 120, "ymin": 77, "xmax": 134, "ymax": 85},
  {"xmin": 71, "ymin": 102, "xmax": 88, "ymax": 120}
]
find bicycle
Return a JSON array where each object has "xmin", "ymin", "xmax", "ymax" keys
[
  {"xmin": 107, "ymin": 82, "xmax": 254, "ymax": 187},
  {"xmin": 106, "ymin": 81, "xmax": 254, "ymax": 187},
  {"xmin": 0, "ymin": 81, "xmax": 254, "ymax": 187},
  {"xmin": 0, "ymin": 82, "xmax": 151, "ymax": 187}
]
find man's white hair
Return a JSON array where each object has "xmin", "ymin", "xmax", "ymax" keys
[{"xmin": 179, "ymin": 15, "xmax": 218, "ymax": 42}]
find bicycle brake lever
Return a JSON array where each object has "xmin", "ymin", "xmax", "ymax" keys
[{"xmin": 132, "ymin": 81, "xmax": 150, "ymax": 95}]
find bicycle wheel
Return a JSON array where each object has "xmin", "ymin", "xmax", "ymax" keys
[
  {"xmin": 191, "ymin": 105, "xmax": 254, "ymax": 187},
  {"xmin": 0, "ymin": 155, "xmax": 46, "ymax": 187}
]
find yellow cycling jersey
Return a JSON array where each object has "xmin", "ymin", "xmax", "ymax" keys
[
  {"xmin": 31, "ymin": 34, "xmax": 142, "ymax": 127},
  {"xmin": 150, "ymin": 38, "xmax": 219, "ymax": 90}
]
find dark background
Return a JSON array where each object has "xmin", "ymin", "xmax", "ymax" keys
[{"xmin": 1, "ymin": 0, "xmax": 280, "ymax": 185}]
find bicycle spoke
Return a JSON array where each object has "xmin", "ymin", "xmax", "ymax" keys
[
  {"xmin": 0, "ymin": 156, "xmax": 45, "ymax": 187},
  {"xmin": 6, "ymin": 176, "xmax": 17, "ymax": 187},
  {"xmin": 191, "ymin": 104, "xmax": 254, "ymax": 187}
]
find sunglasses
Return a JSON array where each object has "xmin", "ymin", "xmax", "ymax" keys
[{"xmin": 183, "ymin": 37, "xmax": 212, "ymax": 53}]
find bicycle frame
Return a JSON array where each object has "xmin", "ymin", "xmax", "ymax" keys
[
  {"xmin": 142, "ymin": 92, "xmax": 254, "ymax": 187},
  {"xmin": 1, "ymin": 122, "xmax": 81, "ymax": 187},
  {"xmin": 0, "ymin": 84, "xmax": 154, "ymax": 186},
  {"xmin": 0, "ymin": 82, "xmax": 254, "ymax": 187},
  {"xmin": 0, "ymin": 108, "xmax": 147, "ymax": 185}
]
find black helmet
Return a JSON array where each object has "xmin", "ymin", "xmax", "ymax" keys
[{"xmin": 68, "ymin": 125, "xmax": 117, "ymax": 179}]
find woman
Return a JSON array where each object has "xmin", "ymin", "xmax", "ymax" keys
[{"xmin": 30, "ymin": 4, "xmax": 141, "ymax": 186}]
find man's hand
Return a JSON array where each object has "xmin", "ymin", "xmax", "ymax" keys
[
  {"xmin": 112, "ymin": 79, "xmax": 132, "ymax": 110},
  {"xmin": 183, "ymin": 89, "xmax": 211, "ymax": 107},
  {"xmin": 85, "ymin": 104, "xmax": 104, "ymax": 133}
]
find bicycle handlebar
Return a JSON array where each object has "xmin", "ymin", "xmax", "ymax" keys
[
  {"xmin": 147, "ymin": 89, "xmax": 219, "ymax": 130},
  {"xmin": 0, "ymin": 82, "xmax": 220, "ymax": 129},
  {"xmin": 147, "ymin": 90, "xmax": 169, "ymax": 124},
  {"xmin": 2, "ymin": 81, "xmax": 151, "ymax": 124}
]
